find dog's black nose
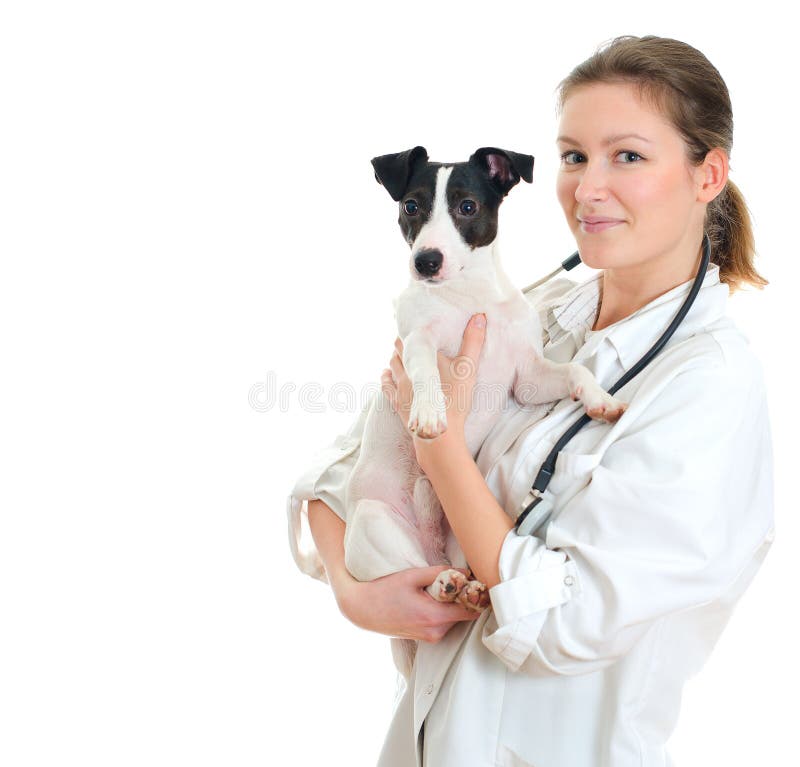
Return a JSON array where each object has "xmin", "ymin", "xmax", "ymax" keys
[{"xmin": 414, "ymin": 249, "xmax": 443, "ymax": 277}]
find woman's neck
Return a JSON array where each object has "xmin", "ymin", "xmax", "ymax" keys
[{"xmin": 591, "ymin": 241, "xmax": 704, "ymax": 331}]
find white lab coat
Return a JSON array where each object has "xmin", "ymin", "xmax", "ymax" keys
[{"xmin": 287, "ymin": 261, "xmax": 775, "ymax": 767}]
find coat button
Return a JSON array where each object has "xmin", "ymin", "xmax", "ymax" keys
[
  {"xmin": 425, "ymin": 683, "xmax": 434, "ymax": 695},
  {"xmin": 564, "ymin": 575, "xmax": 575, "ymax": 587}
]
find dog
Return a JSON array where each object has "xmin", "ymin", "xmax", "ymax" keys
[{"xmin": 342, "ymin": 146, "xmax": 626, "ymax": 679}]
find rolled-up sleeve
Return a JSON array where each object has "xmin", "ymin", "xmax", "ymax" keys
[
  {"xmin": 482, "ymin": 352, "xmax": 774, "ymax": 675},
  {"xmin": 484, "ymin": 532, "xmax": 581, "ymax": 670},
  {"xmin": 286, "ymin": 393, "xmax": 373, "ymax": 583}
]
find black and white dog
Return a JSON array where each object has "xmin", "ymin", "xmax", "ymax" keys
[{"xmin": 343, "ymin": 146, "xmax": 625, "ymax": 678}]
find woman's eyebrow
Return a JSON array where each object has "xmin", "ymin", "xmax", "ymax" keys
[{"xmin": 556, "ymin": 133, "xmax": 652, "ymax": 146}]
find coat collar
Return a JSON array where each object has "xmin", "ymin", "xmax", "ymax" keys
[{"xmin": 545, "ymin": 262, "xmax": 729, "ymax": 371}]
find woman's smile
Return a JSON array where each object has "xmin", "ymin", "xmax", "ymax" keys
[{"xmin": 579, "ymin": 219, "xmax": 625, "ymax": 233}]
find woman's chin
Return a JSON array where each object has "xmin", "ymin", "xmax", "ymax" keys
[
  {"xmin": 573, "ymin": 226, "xmax": 628, "ymax": 269},
  {"xmin": 574, "ymin": 247, "xmax": 612, "ymax": 271}
]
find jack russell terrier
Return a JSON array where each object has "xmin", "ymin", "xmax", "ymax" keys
[{"xmin": 342, "ymin": 146, "xmax": 626, "ymax": 679}]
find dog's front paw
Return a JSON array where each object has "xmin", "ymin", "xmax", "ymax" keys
[
  {"xmin": 426, "ymin": 569, "xmax": 469, "ymax": 602},
  {"xmin": 456, "ymin": 579, "xmax": 490, "ymax": 611},
  {"xmin": 573, "ymin": 384, "xmax": 627, "ymax": 424},
  {"xmin": 586, "ymin": 397, "xmax": 627, "ymax": 424},
  {"xmin": 408, "ymin": 395, "xmax": 447, "ymax": 439},
  {"xmin": 583, "ymin": 390, "xmax": 628, "ymax": 423}
]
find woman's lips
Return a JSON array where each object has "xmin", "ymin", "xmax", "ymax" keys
[{"xmin": 580, "ymin": 219, "xmax": 623, "ymax": 233}]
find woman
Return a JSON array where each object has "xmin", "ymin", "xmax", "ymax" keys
[{"xmin": 287, "ymin": 35, "xmax": 774, "ymax": 766}]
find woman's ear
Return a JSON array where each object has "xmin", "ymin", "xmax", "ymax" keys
[{"xmin": 696, "ymin": 147, "xmax": 729, "ymax": 203}]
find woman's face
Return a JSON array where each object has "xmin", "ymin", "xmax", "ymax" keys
[{"xmin": 556, "ymin": 81, "xmax": 705, "ymax": 273}]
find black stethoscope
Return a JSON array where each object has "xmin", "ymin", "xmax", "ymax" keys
[{"xmin": 514, "ymin": 232, "xmax": 712, "ymax": 537}]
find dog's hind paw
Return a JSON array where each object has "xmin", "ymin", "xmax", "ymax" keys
[
  {"xmin": 456, "ymin": 579, "xmax": 490, "ymax": 611},
  {"xmin": 425, "ymin": 569, "xmax": 469, "ymax": 602}
]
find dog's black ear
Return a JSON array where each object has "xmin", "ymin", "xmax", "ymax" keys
[
  {"xmin": 469, "ymin": 147, "xmax": 534, "ymax": 196},
  {"xmin": 371, "ymin": 146, "xmax": 429, "ymax": 201}
]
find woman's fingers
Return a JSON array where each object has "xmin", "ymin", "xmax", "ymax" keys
[
  {"xmin": 459, "ymin": 313, "xmax": 487, "ymax": 361},
  {"xmin": 381, "ymin": 368, "xmax": 398, "ymax": 412},
  {"xmin": 389, "ymin": 349, "xmax": 403, "ymax": 379},
  {"xmin": 424, "ymin": 597, "xmax": 483, "ymax": 627},
  {"xmin": 391, "ymin": 338, "xmax": 404, "ymax": 380},
  {"xmin": 432, "ymin": 602, "xmax": 483, "ymax": 623}
]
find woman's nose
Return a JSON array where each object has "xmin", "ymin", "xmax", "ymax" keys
[{"xmin": 574, "ymin": 161, "xmax": 610, "ymax": 202}]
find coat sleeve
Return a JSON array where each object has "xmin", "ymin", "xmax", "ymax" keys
[
  {"xmin": 286, "ymin": 393, "xmax": 373, "ymax": 584},
  {"xmin": 481, "ymin": 350, "xmax": 775, "ymax": 675}
]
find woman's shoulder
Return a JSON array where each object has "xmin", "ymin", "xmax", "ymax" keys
[
  {"xmin": 698, "ymin": 314, "xmax": 765, "ymax": 381},
  {"xmin": 644, "ymin": 314, "xmax": 767, "ymax": 406},
  {"xmin": 521, "ymin": 273, "xmax": 593, "ymax": 312}
]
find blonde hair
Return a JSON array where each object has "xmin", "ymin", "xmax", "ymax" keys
[{"xmin": 556, "ymin": 35, "xmax": 767, "ymax": 294}]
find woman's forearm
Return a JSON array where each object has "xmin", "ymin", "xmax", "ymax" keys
[
  {"xmin": 417, "ymin": 432, "xmax": 514, "ymax": 589},
  {"xmin": 307, "ymin": 499, "xmax": 358, "ymax": 605}
]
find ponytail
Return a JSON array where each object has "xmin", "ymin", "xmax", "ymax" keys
[{"xmin": 706, "ymin": 178, "xmax": 768, "ymax": 294}]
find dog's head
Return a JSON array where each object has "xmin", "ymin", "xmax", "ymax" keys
[{"xmin": 371, "ymin": 146, "xmax": 534, "ymax": 284}]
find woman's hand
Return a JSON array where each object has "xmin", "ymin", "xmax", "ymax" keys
[
  {"xmin": 337, "ymin": 566, "xmax": 481, "ymax": 643},
  {"xmin": 381, "ymin": 314, "xmax": 487, "ymax": 469},
  {"xmin": 308, "ymin": 500, "xmax": 478, "ymax": 644}
]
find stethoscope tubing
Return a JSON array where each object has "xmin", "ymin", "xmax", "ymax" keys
[{"xmin": 514, "ymin": 232, "xmax": 712, "ymax": 534}]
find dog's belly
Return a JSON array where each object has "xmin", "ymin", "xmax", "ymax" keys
[
  {"xmin": 464, "ymin": 401, "xmax": 509, "ymax": 457},
  {"xmin": 462, "ymin": 318, "xmax": 526, "ymax": 455},
  {"xmin": 344, "ymin": 396, "xmax": 436, "ymax": 580},
  {"xmin": 346, "ymin": 393, "xmax": 421, "ymax": 527}
]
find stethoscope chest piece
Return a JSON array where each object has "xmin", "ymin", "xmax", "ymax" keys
[{"xmin": 516, "ymin": 489, "xmax": 555, "ymax": 537}]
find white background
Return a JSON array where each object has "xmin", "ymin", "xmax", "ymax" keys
[{"xmin": 1, "ymin": 1, "xmax": 796, "ymax": 765}]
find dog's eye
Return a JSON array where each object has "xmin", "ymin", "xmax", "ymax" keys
[
  {"xmin": 403, "ymin": 199, "xmax": 419, "ymax": 216},
  {"xmin": 459, "ymin": 199, "xmax": 478, "ymax": 216}
]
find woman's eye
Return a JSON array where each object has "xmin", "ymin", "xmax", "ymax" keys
[
  {"xmin": 459, "ymin": 199, "xmax": 478, "ymax": 216},
  {"xmin": 560, "ymin": 151, "xmax": 584, "ymax": 165},
  {"xmin": 560, "ymin": 150, "xmax": 643, "ymax": 165},
  {"xmin": 403, "ymin": 199, "xmax": 419, "ymax": 215}
]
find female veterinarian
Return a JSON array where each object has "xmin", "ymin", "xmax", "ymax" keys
[{"xmin": 287, "ymin": 35, "xmax": 774, "ymax": 767}]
